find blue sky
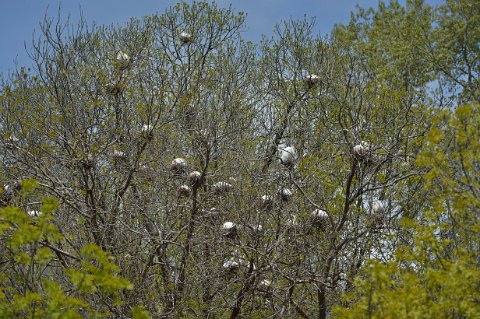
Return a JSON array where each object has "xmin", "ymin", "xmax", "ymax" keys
[{"xmin": 0, "ymin": 0, "xmax": 444, "ymax": 75}]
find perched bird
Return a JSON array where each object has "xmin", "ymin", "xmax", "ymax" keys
[
  {"xmin": 188, "ymin": 171, "xmax": 203, "ymax": 187},
  {"xmin": 353, "ymin": 141, "xmax": 370, "ymax": 158},
  {"xmin": 279, "ymin": 188, "xmax": 293, "ymax": 202},
  {"xmin": 371, "ymin": 200, "xmax": 385, "ymax": 215},
  {"xmin": 222, "ymin": 221, "xmax": 237, "ymax": 239},
  {"xmin": 305, "ymin": 74, "xmax": 320, "ymax": 88},
  {"xmin": 171, "ymin": 158, "xmax": 187, "ymax": 174},
  {"xmin": 280, "ymin": 146, "xmax": 298, "ymax": 168},
  {"xmin": 213, "ymin": 181, "xmax": 233, "ymax": 195},
  {"xmin": 116, "ymin": 51, "xmax": 130, "ymax": 69},
  {"xmin": 178, "ymin": 185, "xmax": 191, "ymax": 198},
  {"xmin": 311, "ymin": 209, "xmax": 329, "ymax": 229},
  {"xmin": 141, "ymin": 124, "xmax": 154, "ymax": 140},
  {"xmin": 179, "ymin": 32, "xmax": 193, "ymax": 44}
]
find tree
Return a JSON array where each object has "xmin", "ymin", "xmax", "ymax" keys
[
  {"xmin": 432, "ymin": 0, "xmax": 480, "ymax": 105},
  {"xmin": 0, "ymin": 181, "xmax": 146, "ymax": 318},
  {"xmin": 2, "ymin": 2, "xmax": 259, "ymax": 316},
  {"xmin": 1, "ymin": 1, "xmax": 477, "ymax": 318},
  {"xmin": 247, "ymin": 12, "xmax": 432, "ymax": 317},
  {"xmin": 331, "ymin": 0, "xmax": 480, "ymax": 317},
  {"xmin": 332, "ymin": 102, "xmax": 480, "ymax": 319}
]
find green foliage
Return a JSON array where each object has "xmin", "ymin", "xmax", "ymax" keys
[
  {"xmin": 434, "ymin": 0, "xmax": 480, "ymax": 103},
  {"xmin": 0, "ymin": 187, "xmax": 147, "ymax": 318},
  {"xmin": 334, "ymin": 257, "xmax": 479, "ymax": 319},
  {"xmin": 333, "ymin": 103, "xmax": 480, "ymax": 318},
  {"xmin": 1, "ymin": 1, "xmax": 479, "ymax": 318},
  {"xmin": 66, "ymin": 244, "xmax": 133, "ymax": 296},
  {"xmin": 334, "ymin": 0, "xmax": 435, "ymax": 88},
  {"xmin": 131, "ymin": 306, "xmax": 152, "ymax": 319}
]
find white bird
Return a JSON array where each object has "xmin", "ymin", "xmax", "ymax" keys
[
  {"xmin": 223, "ymin": 259, "xmax": 239, "ymax": 269},
  {"xmin": 179, "ymin": 32, "xmax": 193, "ymax": 44},
  {"xmin": 188, "ymin": 171, "xmax": 202, "ymax": 186},
  {"xmin": 361, "ymin": 141, "xmax": 370, "ymax": 149},
  {"xmin": 280, "ymin": 146, "xmax": 297, "ymax": 166},
  {"xmin": 353, "ymin": 141, "xmax": 370, "ymax": 157},
  {"xmin": 353, "ymin": 144, "xmax": 366, "ymax": 157},
  {"xmin": 116, "ymin": 51, "xmax": 130, "ymax": 68},
  {"xmin": 222, "ymin": 221, "xmax": 237, "ymax": 239},
  {"xmin": 371, "ymin": 200, "xmax": 385, "ymax": 215},
  {"xmin": 260, "ymin": 195, "xmax": 273, "ymax": 209},
  {"xmin": 213, "ymin": 181, "xmax": 233, "ymax": 194},
  {"xmin": 251, "ymin": 224, "xmax": 263, "ymax": 233},
  {"xmin": 305, "ymin": 74, "xmax": 321, "ymax": 88},
  {"xmin": 312, "ymin": 209, "xmax": 328, "ymax": 220},
  {"xmin": 261, "ymin": 195, "xmax": 272, "ymax": 202},
  {"xmin": 178, "ymin": 185, "xmax": 191, "ymax": 198},
  {"xmin": 311, "ymin": 209, "xmax": 329, "ymax": 228},
  {"xmin": 280, "ymin": 188, "xmax": 293, "ymax": 201},
  {"xmin": 259, "ymin": 279, "xmax": 271, "ymax": 290},
  {"xmin": 171, "ymin": 158, "xmax": 187, "ymax": 173},
  {"xmin": 222, "ymin": 222, "xmax": 235, "ymax": 231},
  {"xmin": 141, "ymin": 124, "xmax": 154, "ymax": 139},
  {"xmin": 112, "ymin": 150, "xmax": 126, "ymax": 160},
  {"xmin": 27, "ymin": 210, "xmax": 42, "ymax": 217},
  {"xmin": 141, "ymin": 124, "xmax": 153, "ymax": 133}
]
